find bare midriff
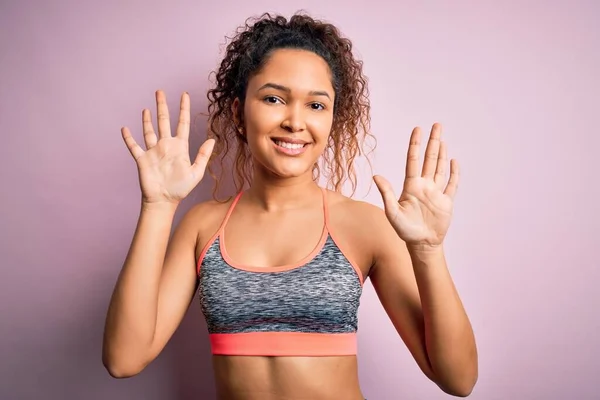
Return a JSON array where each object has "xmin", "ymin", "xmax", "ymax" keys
[{"xmin": 212, "ymin": 355, "xmax": 365, "ymax": 400}]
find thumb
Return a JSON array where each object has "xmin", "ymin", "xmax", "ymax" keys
[
  {"xmin": 191, "ymin": 138, "xmax": 216, "ymax": 180},
  {"xmin": 373, "ymin": 175, "xmax": 399, "ymax": 211}
]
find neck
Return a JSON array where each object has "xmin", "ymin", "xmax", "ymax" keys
[{"xmin": 245, "ymin": 165, "xmax": 322, "ymax": 212}]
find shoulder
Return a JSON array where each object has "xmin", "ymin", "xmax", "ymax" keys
[
  {"xmin": 324, "ymin": 188, "xmax": 391, "ymax": 232},
  {"xmin": 183, "ymin": 197, "xmax": 232, "ymax": 225},
  {"xmin": 177, "ymin": 195, "xmax": 235, "ymax": 247},
  {"xmin": 324, "ymin": 188, "xmax": 401, "ymax": 272},
  {"xmin": 324, "ymin": 187, "xmax": 407, "ymax": 259}
]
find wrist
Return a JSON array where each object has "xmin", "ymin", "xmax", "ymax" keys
[
  {"xmin": 141, "ymin": 199, "xmax": 179, "ymax": 214},
  {"xmin": 406, "ymin": 242, "xmax": 445, "ymax": 260}
]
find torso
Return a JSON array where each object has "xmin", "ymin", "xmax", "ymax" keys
[{"xmin": 193, "ymin": 187, "xmax": 376, "ymax": 400}]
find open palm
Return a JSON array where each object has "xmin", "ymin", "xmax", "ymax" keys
[
  {"xmin": 374, "ymin": 123, "xmax": 459, "ymax": 247},
  {"xmin": 121, "ymin": 90, "xmax": 215, "ymax": 205}
]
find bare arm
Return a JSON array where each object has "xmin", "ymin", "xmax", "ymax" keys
[
  {"xmin": 102, "ymin": 202, "xmax": 202, "ymax": 378},
  {"xmin": 407, "ymin": 243, "xmax": 478, "ymax": 395},
  {"xmin": 371, "ymin": 124, "xmax": 477, "ymax": 396},
  {"xmin": 368, "ymin": 207, "xmax": 477, "ymax": 396},
  {"xmin": 103, "ymin": 90, "xmax": 214, "ymax": 378}
]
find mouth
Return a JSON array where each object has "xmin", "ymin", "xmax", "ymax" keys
[{"xmin": 271, "ymin": 137, "xmax": 310, "ymax": 156}]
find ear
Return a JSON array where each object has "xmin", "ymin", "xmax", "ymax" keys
[
  {"xmin": 232, "ymin": 97, "xmax": 242, "ymax": 127},
  {"xmin": 231, "ymin": 97, "xmax": 248, "ymax": 142}
]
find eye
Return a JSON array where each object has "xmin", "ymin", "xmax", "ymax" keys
[
  {"xmin": 310, "ymin": 102, "xmax": 326, "ymax": 111},
  {"xmin": 263, "ymin": 96, "xmax": 283, "ymax": 104}
]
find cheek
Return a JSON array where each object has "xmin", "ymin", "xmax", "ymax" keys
[
  {"xmin": 244, "ymin": 102, "xmax": 281, "ymax": 132},
  {"xmin": 307, "ymin": 116, "xmax": 333, "ymax": 144}
]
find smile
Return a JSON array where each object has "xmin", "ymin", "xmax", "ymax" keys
[{"xmin": 271, "ymin": 138, "xmax": 309, "ymax": 156}]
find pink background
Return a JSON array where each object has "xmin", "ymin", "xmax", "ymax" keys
[{"xmin": 1, "ymin": 1, "xmax": 598, "ymax": 399}]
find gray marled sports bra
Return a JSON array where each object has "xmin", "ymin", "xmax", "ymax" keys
[{"xmin": 196, "ymin": 187, "xmax": 364, "ymax": 356}]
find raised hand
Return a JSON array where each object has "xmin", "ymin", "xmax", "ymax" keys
[
  {"xmin": 121, "ymin": 90, "xmax": 215, "ymax": 205},
  {"xmin": 373, "ymin": 123, "xmax": 459, "ymax": 248}
]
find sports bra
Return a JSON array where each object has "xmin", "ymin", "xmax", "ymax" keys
[{"xmin": 196, "ymin": 187, "xmax": 364, "ymax": 357}]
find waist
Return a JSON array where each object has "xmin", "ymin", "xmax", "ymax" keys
[
  {"xmin": 212, "ymin": 352, "xmax": 364, "ymax": 400},
  {"xmin": 210, "ymin": 331, "xmax": 357, "ymax": 356}
]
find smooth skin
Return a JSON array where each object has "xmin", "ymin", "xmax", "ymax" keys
[{"xmin": 103, "ymin": 49, "xmax": 477, "ymax": 400}]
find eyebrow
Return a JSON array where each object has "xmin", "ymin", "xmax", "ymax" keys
[{"xmin": 257, "ymin": 82, "xmax": 332, "ymax": 100}]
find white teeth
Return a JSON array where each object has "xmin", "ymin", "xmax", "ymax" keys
[{"xmin": 275, "ymin": 140, "xmax": 304, "ymax": 149}]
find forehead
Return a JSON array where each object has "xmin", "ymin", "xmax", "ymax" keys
[{"xmin": 249, "ymin": 49, "xmax": 334, "ymax": 93}]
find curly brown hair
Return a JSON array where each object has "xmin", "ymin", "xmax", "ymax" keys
[{"xmin": 205, "ymin": 12, "xmax": 375, "ymax": 200}]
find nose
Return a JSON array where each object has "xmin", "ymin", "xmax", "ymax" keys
[{"xmin": 281, "ymin": 104, "xmax": 306, "ymax": 133}]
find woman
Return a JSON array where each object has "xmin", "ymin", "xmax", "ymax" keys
[{"xmin": 102, "ymin": 13, "xmax": 478, "ymax": 400}]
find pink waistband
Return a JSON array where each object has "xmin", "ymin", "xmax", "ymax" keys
[{"xmin": 209, "ymin": 332, "xmax": 357, "ymax": 357}]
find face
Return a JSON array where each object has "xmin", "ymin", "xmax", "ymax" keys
[{"xmin": 234, "ymin": 48, "xmax": 335, "ymax": 180}]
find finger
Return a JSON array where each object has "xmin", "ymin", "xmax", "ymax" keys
[
  {"xmin": 142, "ymin": 109, "xmax": 157, "ymax": 149},
  {"xmin": 421, "ymin": 123, "xmax": 442, "ymax": 179},
  {"xmin": 121, "ymin": 127, "xmax": 145, "ymax": 161},
  {"xmin": 405, "ymin": 127, "xmax": 421, "ymax": 179},
  {"xmin": 373, "ymin": 175, "xmax": 399, "ymax": 211},
  {"xmin": 444, "ymin": 159, "xmax": 460, "ymax": 198},
  {"xmin": 176, "ymin": 92, "xmax": 191, "ymax": 140},
  {"xmin": 191, "ymin": 138, "xmax": 216, "ymax": 181},
  {"xmin": 155, "ymin": 90, "xmax": 171, "ymax": 139},
  {"xmin": 434, "ymin": 141, "xmax": 447, "ymax": 190}
]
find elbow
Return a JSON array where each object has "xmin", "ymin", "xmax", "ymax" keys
[
  {"xmin": 442, "ymin": 381, "xmax": 476, "ymax": 398},
  {"xmin": 104, "ymin": 363, "xmax": 141, "ymax": 379},
  {"xmin": 105, "ymin": 367, "xmax": 135, "ymax": 379},
  {"xmin": 433, "ymin": 344, "xmax": 479, "ymax": 397},
  {"xmin": 102, "ymin": 348, "xmax": 147, "ymax": 379},
  {"xmin": 437, "ymin": 370, "xmax": 478, "ymax": 398},
  {"xmin": 103, "ymin": 358, "xmax": 145, "ymax": 379}
]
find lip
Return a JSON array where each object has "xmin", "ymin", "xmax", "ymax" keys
[
  {"xmin": 271, "ymin": 137, "xmax": 310, "ymax": 156},
  {"xmin": 270, "ymin": 137, "xmax": 310, "ymax": 145}
]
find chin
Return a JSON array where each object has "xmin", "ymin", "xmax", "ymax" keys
[
  {"xmin": 256, "ymin": 159, "xmax": 314, "ymax": 180},
  {"xmin": 269, "ymin": 164, "xmax": 313, "ymax": 179}
]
